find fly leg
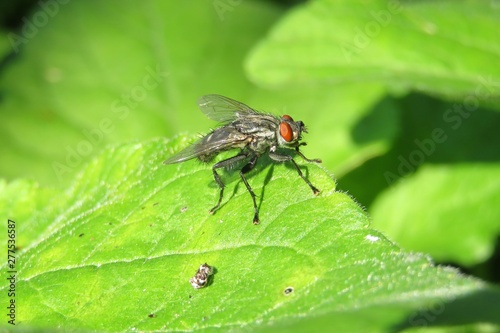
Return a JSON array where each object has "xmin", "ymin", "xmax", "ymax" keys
[
  {"xmin": 269, "ymin": 152, "xmax": 320, "ymax": 195},
  {"xmin": 296, "ymin": 144, "xmax": 322, "ymax": 163},
  {"xmin": 239, "ymin": 155, "xmax": 259, "ymax": 224},
  {"xmin": 209, "ymin": 153, "xmax": 249, "ymax": 215}
]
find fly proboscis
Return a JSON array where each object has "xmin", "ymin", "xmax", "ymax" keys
[{"xmin": 164, "ymin": 94, "xmax": 322, "ymax": 225}]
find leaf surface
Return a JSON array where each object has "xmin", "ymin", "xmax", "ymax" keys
[
  {"xmin": 1, "ymin": 138, "xmax": 499, "ymax": 332},
  {"xmin": 246, "ymin": 0, "xmax": 500, "ymax": 97},
  {"xmin": 371, "ymin": 164, "xmax": 500, "ymax": 265}
]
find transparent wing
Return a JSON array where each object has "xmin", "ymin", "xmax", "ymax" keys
[
  {"xmin": 197, "ymin": 94, "xmax": 259, "ymax": 123},
  {"xmin": 163, "ymin": 140, "xmax": 207, "ymax": 164},
  {"xmin": 164, "ymin": 128, "xmax": 248, "ymax": 164}
]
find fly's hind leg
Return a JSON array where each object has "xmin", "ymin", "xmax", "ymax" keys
[
  {"xmin": 209, "ymin": 153, "xmax": 248, "ymax": 215},
  {"xmin": 239, "ymin": 155, "xmax": 259, "ymax": 224},
  {"xmin": 269, "ymin": 152, "xmax": 320, "ymax": 195}
]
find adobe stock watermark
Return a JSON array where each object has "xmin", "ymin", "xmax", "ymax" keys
[
  {"xmin": 407, "ymin": 294, "xmax": 456, "ymax": 327},
  {"xmin": 341, "ymin": 1, "xmax": 403, "ymax": 62},
  {"xmin": 52, "ymin": 65, "xmax": 169, "ymax": 181},
  {"xmin": 213, "ymin": 0, "xmax": 242, "ymax": 21},
  {"xmin": 7, "ymin": 0, "xmax": 71, "ymax": 53},
  {"xmin": 384, "ymin": 75, "xmax": 499, "ymax": 185}
]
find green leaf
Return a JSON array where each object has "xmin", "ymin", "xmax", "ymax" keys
[
  {"xmin": 0, "ymin": 179, "xmax": 64, "ymax": 249},
  {"xmin": 1, "ymin": 138, "xmax": 499, "ymax": 332},
  {"xmin": 341, "ymin": 94, "xmax": 500, "ymax": 268},
  {"xmin": 371, "ymin": 164, "xmax": 500, "ymax": 266},
  {"xmin": 246, "ymin": 0, "xmax": 500, "ymax": 97}
]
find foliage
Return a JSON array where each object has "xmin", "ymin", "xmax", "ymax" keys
[
  {"xmin": 0, "ymin": 0, "xmax": 499, "ymax": 332},
  {"xmin": 1, "ymin": 138, "xmax": 500, "ymax": 332}
]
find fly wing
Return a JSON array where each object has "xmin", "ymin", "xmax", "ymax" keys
[
  {"xmin": 197, "ymin": 94, "xmax": 259, "ymax": 123},
  {"xmin": 163, "ymin": 140, "xmax": 207, "ymax": 164},
  {"xmin": 164, "ymin": 127, "xmax": 249, "ymax": 164}
]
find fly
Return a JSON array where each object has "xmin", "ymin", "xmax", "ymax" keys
[{"xmin": 164, "ymin": 94, "xmax": 321, "ymax": 224}]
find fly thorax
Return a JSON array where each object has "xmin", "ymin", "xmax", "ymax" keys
[{"xmin": 250, "ymin": 137, "xmax": 272, "ymax": 154}]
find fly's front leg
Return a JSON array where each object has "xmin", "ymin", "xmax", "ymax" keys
[
  {"xmin": 209, "ymin": 153, "xmax": 248, "ymax": 215},
  {"xmin": 269, "ymin": 151, "xmax": 320, "ymax": 195},
  {"xmin": 239, "ymin": 155, "xmax": 259, "ymax": 224},
  {"xmin": 296, "ymin": 144, "xmax": 322, "ymax": 163}
]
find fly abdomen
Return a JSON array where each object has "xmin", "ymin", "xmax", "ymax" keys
[{"xmin": 197, "ymin": 152, "xmax": 218, "ymax": 163}]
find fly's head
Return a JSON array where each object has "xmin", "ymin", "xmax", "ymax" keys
[{"xmin": 277, "ymin": 114, "xmax": 307, "ymax": 147}]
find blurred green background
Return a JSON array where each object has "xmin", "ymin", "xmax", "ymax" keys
[{"xmin": 0, "ymin": 0, "xmax": 499, "ymax": 292}]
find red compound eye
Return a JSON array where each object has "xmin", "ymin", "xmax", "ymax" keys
[
  {"xmin": 279, "ymin": 122, "xmax": 293, "ymax": 142},
  {"xmin": 282, "ymin": 114, "xmax": 294, "ymax": 121}
]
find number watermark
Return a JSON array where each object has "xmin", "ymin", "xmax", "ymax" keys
[{"xmin": 6, "ymin": 219, "xmax": 16, "ymax": 326}]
